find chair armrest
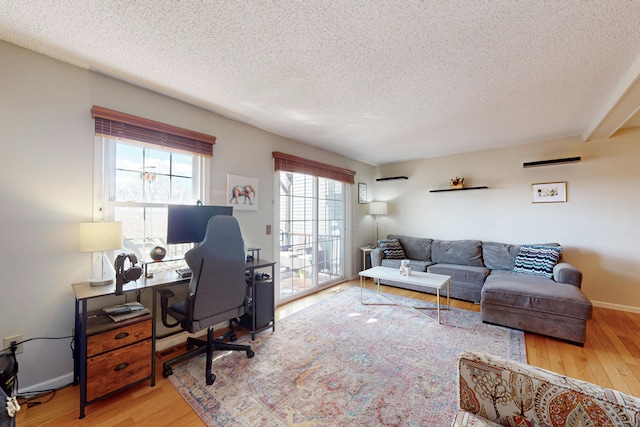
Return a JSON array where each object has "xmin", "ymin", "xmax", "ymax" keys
[
  {"xmin": 370, "ymin": 248, "xmax": 385, "ymax": 267},
  {"xmin": 157, "ymin": 288, "xmax": 180, "ymax": 328},
  {"xmin": 553, "ymin": 262, "xmax": 582, "ymax": 287}
]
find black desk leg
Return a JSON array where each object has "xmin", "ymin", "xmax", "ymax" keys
[
  {"xmin": 73, "ymin": 299, "xmax": 80, "ymax": 386},
  {"xmin": 151, "ymin": 288, "xmax": 157, "ymax": 387},
  {"xmin": 79, "ymin": 299, "xmax": 87, "ymax": 419}
]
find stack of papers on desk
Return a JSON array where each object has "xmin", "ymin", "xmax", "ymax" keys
[{"xmin": 103, "ymin": 301, "xmax": 150, "ymax": 322}]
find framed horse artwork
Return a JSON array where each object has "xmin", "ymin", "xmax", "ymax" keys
[{"xmin": 227, "ymin": 174, "xmax": 259, "ymax": 211}]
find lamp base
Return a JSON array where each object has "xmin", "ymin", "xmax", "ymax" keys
[
  {"xmin": 87, "ymin": 252, "xmax": 116, "ymax": 287},
  {"xmin": 89, "ymin": 278, "xmax": 115, "ymax": 287}
]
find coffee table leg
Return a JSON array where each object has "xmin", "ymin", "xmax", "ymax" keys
[{"xmin": 436, "ymin": 287, "xmax": 441, "ymax": 323}]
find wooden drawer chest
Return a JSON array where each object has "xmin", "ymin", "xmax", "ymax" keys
[
  {"xmin": 75, "ymin": 311, "xmax": 153, "ymax": 413},
  {"xmin": 85, "ymin": 316, "xmax": 152, "ymax": 402}
]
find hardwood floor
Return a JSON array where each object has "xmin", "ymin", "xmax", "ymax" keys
[{"xmin": 16, "ymin": 279, "xmax": 640, "ymax": 426}]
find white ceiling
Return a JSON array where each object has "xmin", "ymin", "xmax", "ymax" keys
[{"xmin": 2, "ymin": 1, "xmax": 640, "ymax": 166}]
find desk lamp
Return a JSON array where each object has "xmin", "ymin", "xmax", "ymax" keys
[
  {"xmin": 368, "ymin": 201, "xmax": 388, "ymax": 244},
  {"xmin": 79, "ymin": 221, "xmax": 123, "ymax": 286}
]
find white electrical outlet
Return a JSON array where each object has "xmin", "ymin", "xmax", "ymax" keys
[{"xmin": 3, "ymin": 334, "xmax": 24, "ymax": 354}]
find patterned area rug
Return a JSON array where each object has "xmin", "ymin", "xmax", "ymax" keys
[{"xmin": 168, "ymin": 287, "xmax": 526, "ymax": 426}]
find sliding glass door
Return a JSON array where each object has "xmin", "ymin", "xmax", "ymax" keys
[{"xmin": 278, "ymin": 171, "xmax": 346, "ymax": 302}]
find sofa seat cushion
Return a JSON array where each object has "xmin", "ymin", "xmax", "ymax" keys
[
  {"xmin": 451, "ymin": 410, "xmax": 502, "ymax": 427},
  {"xmin": 432, "ymin": 240, "xmax": 484, "ymax": 267},
  {"xmin": 427, "ymin": 263, "xmax": 490, "ymax": 286},
  {"xmin": 483, "ymin": 270, "xmax": 592, "ymax": 320},
  {"xmin": 381, "ymin": 258, "xmax": 433, "ymax": 272}
]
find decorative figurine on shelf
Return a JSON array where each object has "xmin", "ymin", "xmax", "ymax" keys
[{"xmin": 450, "ymin": 177, "xmax": 464, "ymax": 189}]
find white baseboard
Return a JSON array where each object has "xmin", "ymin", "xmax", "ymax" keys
[
  {"xmin": 591, "ymin": 300, "xmax": 640, "ymax": 313},
  {"xmin": 19, "ymin": 372, "xmax": 74, "ymax": 395}
]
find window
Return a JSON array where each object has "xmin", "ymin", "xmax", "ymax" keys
[
  {"xmin": 91, "ymin": 106, "xmax": 215, "ymax": 267},
  {"xmin": 109, "ymin": 140, "xmax": 205, "ymax": 262}
]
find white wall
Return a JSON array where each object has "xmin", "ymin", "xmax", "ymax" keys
[
  {"xmin": 0, "ymin": 41, "xmax": 373, "ymax": 389},
  {"xmin": 374, "ymin": 131, "xmax": 640, "ymax": 311}
]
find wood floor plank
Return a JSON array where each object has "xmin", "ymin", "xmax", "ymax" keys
[
  {"xmin": 589, "ymin": 313, "xmax": 633, "ymax": 393},
  {"xmin": 597, "ymin": 308, "xmax": 638, "ymax": 366},
  {"xmin": 15, "ymin": 279, "xmax": 640, "ymax": 426},
  {"xmin": 622, "ymin": 310, "xmax": 640, "ymax": 331}
]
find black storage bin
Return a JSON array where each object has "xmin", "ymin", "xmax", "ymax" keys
[{"xmin": 241, "ymin": 277, "xmax": 274, "ymax": 331}]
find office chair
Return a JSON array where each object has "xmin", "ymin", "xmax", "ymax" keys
[{"xmin": 159, "ymin": 215, "xmax": 254, "ymax": 385}]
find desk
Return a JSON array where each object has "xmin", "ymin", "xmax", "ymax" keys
[{"xmin": 72, "ymin": 259, "xmax": 276, "ymax": 418}]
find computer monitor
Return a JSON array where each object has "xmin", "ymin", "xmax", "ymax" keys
[{"xmin": 167, "ymin": 204, "xmax": 233, "ymax": 244}]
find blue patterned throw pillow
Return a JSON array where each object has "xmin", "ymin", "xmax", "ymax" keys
[
  {"xmin": 513, "ymin": 244, "xmax": 562, "ymax": 278},
  {"xmin": 378, "ymin": 239, "xmax": 406, "ymax": 259}
]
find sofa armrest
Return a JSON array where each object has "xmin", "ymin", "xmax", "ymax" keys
[
  {"xmin": 457, "ymin": 350, "xmax": 640, "ymax": 426},
  {"xmin": 370, "ymin": 247, "xmax": 384, "ymax": 267},
  {"xmin": 553, "ymin": 262, "xmax": 582, "ymax": 287}
]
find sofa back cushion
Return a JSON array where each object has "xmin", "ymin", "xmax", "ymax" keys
[
  {"xmin": 482, "ymin": 241, "xmax": 521, "ymax": 270},
  {"xmin": 431, "ymin": 240, "xmax": 483, "ymax": 267},
  {"xmin": 388, "ymin": 234, "xmax": 432, "ymax": 261}
]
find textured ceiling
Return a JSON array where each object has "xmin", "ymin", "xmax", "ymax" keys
[{"xmin": 2, "ymin": 1, "xmax": 640, "ymax": 165}]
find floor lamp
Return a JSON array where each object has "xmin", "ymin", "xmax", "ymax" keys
[{"xmin": 368, "ymin": 201, "xmax": 388, "ymax": 244}]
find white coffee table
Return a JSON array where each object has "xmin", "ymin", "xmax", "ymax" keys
[{"xmin": 359, "ymin": 266, "xmax": 451, "ymax": 323}]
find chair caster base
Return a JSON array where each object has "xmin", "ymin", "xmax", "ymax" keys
[
  {"xmin": 206, "ymin": 373, "xmax": 216, "ymax": 385},
  {"xmin": 163, "ymin": 367, "xmax": 173, "ymax": 378},
  {"xmin": 247, "ymin": 349, "xmax": 255, "ymax": 358}
]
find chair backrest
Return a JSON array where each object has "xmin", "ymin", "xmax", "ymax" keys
[{"xmin": 184, "ymin": 215, "xmax": 247, "ymax": 330}]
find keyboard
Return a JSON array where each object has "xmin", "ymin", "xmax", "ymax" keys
[{"xmin": 176, "ymin": 268, "xmax": 192, "ymax": 278}]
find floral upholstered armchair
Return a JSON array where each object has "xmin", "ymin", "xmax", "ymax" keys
[{"xmin": 453, "ymin": 350, "xmax": 640, "ymax": 427}]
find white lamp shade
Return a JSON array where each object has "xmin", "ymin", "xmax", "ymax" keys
[
  {"xmin": 369, "ymin": 202, "xmax": 388, "ymax": 215},
  {"xmin": 79, "ymin": 221, "xmax": 123, "ymax": 252}
]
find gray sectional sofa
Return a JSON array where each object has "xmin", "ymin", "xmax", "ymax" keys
[{"xmin": 369, "ymin": 235, "xmax": 593, "ymax": 345}]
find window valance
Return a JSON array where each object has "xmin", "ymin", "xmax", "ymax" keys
[
  {"xmin": 91, "ymin": 105, "xmax": 216, "ymax": 157},
  {"xmin": 273, "ymin": 151, "xmax": 356, "ymax": 184}
]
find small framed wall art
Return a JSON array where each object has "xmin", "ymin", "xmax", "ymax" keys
[
  {"xmin": 532, "ymin": 182, "xmax": 566, "ymax": 203},
  {"xmin": 358, "ymin": 182, "xmax": 367, "ymax": 204},
  {"xmin": 227, "ymin": 174, "xmax": 259, "ymax": 211}
]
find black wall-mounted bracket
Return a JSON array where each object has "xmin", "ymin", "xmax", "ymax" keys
[
  {"xmin": 523, "ymin": 157, "xmax": 581, "ymax": 168},
  {"xmin": 376, "ymin": 176, "xmax": 408, "ymax": 181},
  {"xmin": 429, "ymin": 186, "xmax": 488, "ymax": 193}
]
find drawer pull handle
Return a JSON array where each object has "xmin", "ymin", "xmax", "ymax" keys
[
  {"xmin": 114, "ymin": 332, "xmax": 129, "ymax": 340},
  {"xmin": 115, "ymin": 363, "xmax": 129, "ymax": 372}
]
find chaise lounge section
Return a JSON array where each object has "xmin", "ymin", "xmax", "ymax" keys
[{"xmin": 369, "ymin": 235, "xmax": 592, "ymax": 345}]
